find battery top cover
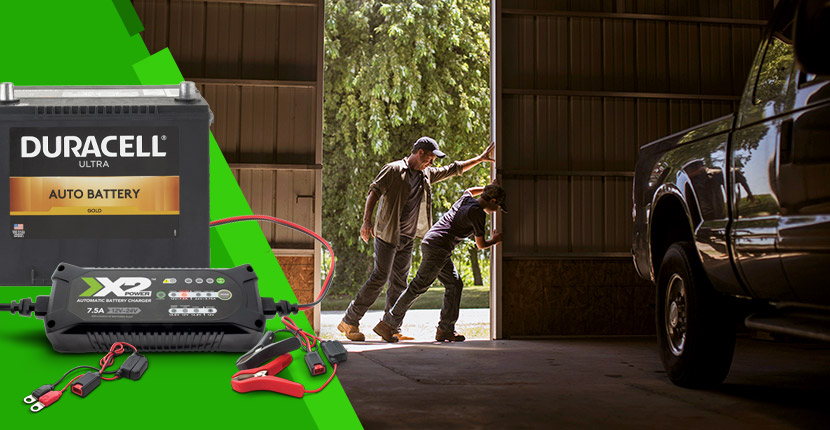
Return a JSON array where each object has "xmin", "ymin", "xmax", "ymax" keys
[{"xmin": 0, "ymin": 83, "xmax": 212, "ymax": 285}]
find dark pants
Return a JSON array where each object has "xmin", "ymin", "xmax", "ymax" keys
[
  {"xmin": 342, "ymin": 236, "xmax": 414, "ymax": 327},
  {"xmin": 384, "ymin": 243, "xmax": 463, "ymax": 331}
]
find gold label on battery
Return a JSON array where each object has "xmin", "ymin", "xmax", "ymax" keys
[{"xmin": 9, "ymin": 176, "xmax": 179, "ymax": 215}]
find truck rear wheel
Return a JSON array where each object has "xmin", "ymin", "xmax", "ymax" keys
[{"xmin": 656, "ymin": 242, "xmax": 735, "ymax": 388}]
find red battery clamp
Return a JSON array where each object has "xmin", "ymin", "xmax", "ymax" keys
[{"xmin": 231, "ymin": 354, "xmax": 306, "ymax": 398}]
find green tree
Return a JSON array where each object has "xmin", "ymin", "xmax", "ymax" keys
[{"xmin": 323, "ymin": 0, "xmax": 491, "ymax": 295}]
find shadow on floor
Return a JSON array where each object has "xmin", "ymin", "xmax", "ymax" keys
[{"xmin": 337, "ymin": 337, "xmax": 830, "ymax": 429}]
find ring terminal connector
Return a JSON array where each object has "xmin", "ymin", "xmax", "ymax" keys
[
  {"xmin": 23, "ymin": 384, "xmax": 55, "ymax": 404},
  {"xmin": 30, "ymin": 390, "xmax": 62, "ymax": 413}
]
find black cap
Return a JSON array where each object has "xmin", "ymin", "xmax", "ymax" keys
[
  {"xmin": 482, "ymin": 183, "xmax": 507, "ymax": 212},
  {"xmin": 412, "ymin": 137, "xmax": 446, "ymax": 158}
]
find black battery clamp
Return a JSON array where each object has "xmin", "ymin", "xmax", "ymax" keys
[{"xmin": 0, "ymin": 215, "xmax": 336, "ymax": 353}]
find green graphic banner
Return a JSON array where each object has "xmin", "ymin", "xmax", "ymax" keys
[{"xmin": 0, "ymin": 1, "xmax": 360, "ymax": 427}]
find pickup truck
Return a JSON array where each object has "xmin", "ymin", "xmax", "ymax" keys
[{"xmin": 632, "ymin": 0, "xmax": 830, "ymax": 388}]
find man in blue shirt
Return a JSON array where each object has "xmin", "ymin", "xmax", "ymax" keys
[{"xmin": 374, "ymin": 183, "xmax": 506, "ymax": 342}]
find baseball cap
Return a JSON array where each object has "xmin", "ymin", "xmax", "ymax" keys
[
  {"xmin": 412, "ymin": 137, "xmax": 446, "ymax": 158},
  {"xmin": 482, "ymin": 183, "xmax": 507, "ymax": 212}
]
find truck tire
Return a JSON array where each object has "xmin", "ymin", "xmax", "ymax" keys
[{"xmin": 656, "ymin": 242, "xmax": 735, "ymax": 388}]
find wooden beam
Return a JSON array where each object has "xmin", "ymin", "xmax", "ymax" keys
[
  {"xmin": 501, "ymin": 8, "xmax": 767, "ymax": 27},
  {"xmin": 272, "ymin": 248, "xmax": 315, "ymax": 257},
  {"xmin": 228, "ymin": 163, "xmax": 322, "ymax": 171},
  {"xmin": 491, "ymin": 0, "xmax": 503, "ymax": 341},
  {"xmin": 503, "ymin": 88, "xmax": 741, "ymax": 102},
  {"xmin": 185, "ymin": 0, "xmax": 318, "ymax": 7},
  {"xmin": 501, "ymin": 170, "xmax": 634, "ymax": 178},
  {"xmin": 191, "ymin": 78, "xmax": 316, "ymax": 89},
  {"xmin": 503, "ymin": 252, "xmax": 632, "ymax": 259}
]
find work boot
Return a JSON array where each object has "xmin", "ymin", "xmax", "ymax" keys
[
  {"xmin": 337, "ymin": 321, "xmax": 365, "ymax": 341},
  {"xmin": 373, "ymin": 320, "xmax": 399, "ymax": 343},
  {"xmin": 435, "ymin": 328, "xmax": 465, "ymax": 342}
]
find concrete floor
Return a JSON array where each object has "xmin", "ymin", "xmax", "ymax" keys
[{"xmin": 336, "ymin": 336, "xmax": 830, "ymax": 429}]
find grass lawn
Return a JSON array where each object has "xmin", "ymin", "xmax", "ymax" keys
[{"xmin": 321, "ymin": 284, "xmax": 490, "ymax": 311}]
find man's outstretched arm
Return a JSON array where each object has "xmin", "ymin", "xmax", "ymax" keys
[
  {"xmin": 458, "ymin": 141, "xmax": 495, "ymax": 173},
  {"xmin": 474, "ymin": 232, "xmax": 503, "ymax": 250},
  {"xmin": 465, "ymin": 186, "xmax": 485, "ymax": 197},
  {"xmin": 360, "ymin": 190, "xmax": 380, "ymax": 243},
  {"xmin": 431, "ymin": 141, "xmax": 496, "ymax": 184}
]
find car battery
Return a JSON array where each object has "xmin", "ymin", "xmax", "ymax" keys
[{"xmin": 0, "ymin": 82, "xmax": 212, "ymax": 286}]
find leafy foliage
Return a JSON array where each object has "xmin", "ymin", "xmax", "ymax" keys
[{"xmin": 323, "ymin": 0, "xmax": 491, "ymax": 294}]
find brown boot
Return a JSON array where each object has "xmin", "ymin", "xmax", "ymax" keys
[
  {"xmin": 436, "ymin": 328, "xmax": 466, "ymax": 342},
  {"xmin": 373, "ymin": 320, "xmax": 399, "ymax": 343},
  {"xmin": 337, "ymin": 321, "xmax": 365, "ymax": 341}
]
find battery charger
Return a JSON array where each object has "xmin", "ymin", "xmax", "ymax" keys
[
  {"xmin": 4, "ymin": 263, "xmax": 279, "ymax": 352},
  {"xmin": 1, "ymin": 215, "xmax": 336, "ymax": 353}
]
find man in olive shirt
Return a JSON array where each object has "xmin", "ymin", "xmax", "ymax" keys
[{"xmin": 337, "ymin": 137, "xmax": 494, "ymax": 341}]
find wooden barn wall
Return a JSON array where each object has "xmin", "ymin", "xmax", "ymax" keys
[
  {"xmin": 133, "ymin": 0, "xmax": 323, "ymax": 327},
  {"xmin": 494, "ymin": 0, "xmax": 773, "ymax": 336}
]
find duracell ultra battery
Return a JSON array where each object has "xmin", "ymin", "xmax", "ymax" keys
[{"xmin": 0, "ymin": 82, "xmax": 212, "ymax": 285}]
